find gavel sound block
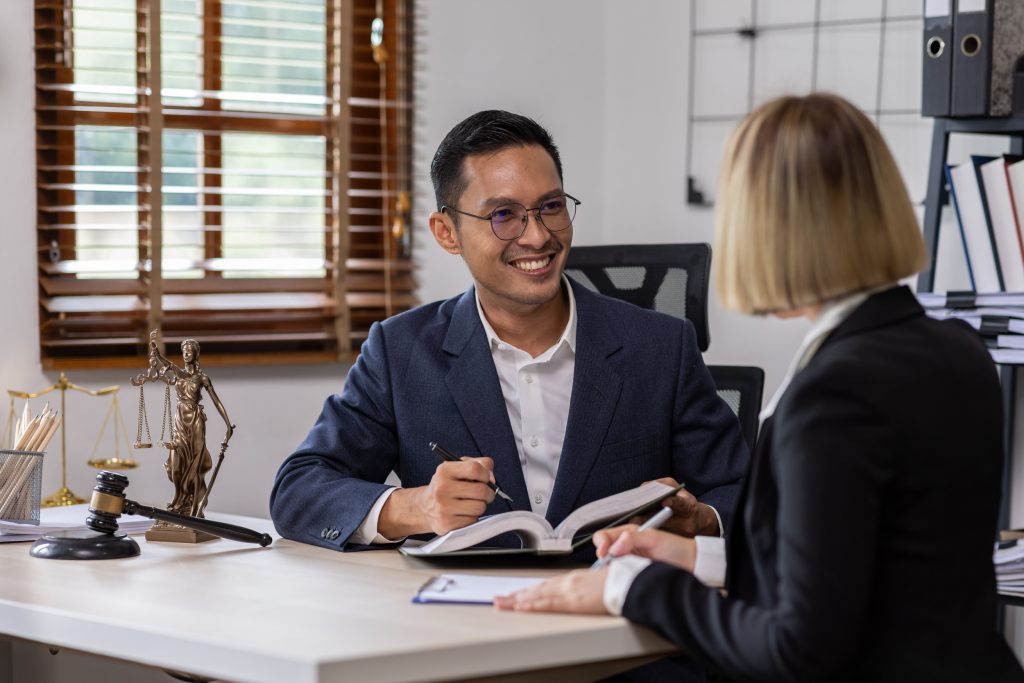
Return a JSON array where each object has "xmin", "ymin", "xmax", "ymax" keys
[{"xmin": 30, "ymin": 471, "xmax": 271, "ymax": 560}]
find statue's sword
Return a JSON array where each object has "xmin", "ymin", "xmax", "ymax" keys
[{"xmin": 198, "ymin": 425, "xmax": 235, "ymax": 513}]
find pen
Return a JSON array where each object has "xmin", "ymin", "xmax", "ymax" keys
[
  {"xmin": 429, "ymin": 441, "xmax": 514, "ymax": 503},
  {"xmin": 590, "ymin": 505, "xmax": 674, "ymax": 571}
]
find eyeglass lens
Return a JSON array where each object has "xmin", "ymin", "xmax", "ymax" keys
[{"xmin": 490, "ymin": 196, "xmax": 577, "ymax": 240}]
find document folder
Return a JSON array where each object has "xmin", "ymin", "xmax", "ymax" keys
[
  {"xmin": 922, "ymin": 0, "xmax": 954, "ymax": 117},
  {"xmin": 951, "ymin": 0, "xmax": 1024, "ymax": 117}
]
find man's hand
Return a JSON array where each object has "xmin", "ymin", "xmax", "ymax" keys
[
  {"xmin": 631, "ymin": 478, "xmax": 719, "ymax": 537},
  {"xmin": 378, "ymin": 457, "xmax": 496, "ymax": 538}
]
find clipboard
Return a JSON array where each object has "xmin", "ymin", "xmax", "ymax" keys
[{"xmin": 412, "ymin": 573, "xmax": 546, "ymax": 604}]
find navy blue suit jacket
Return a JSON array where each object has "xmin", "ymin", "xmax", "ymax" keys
[{"xmin": 270, "ymin": 280, "xmax": 748, "ymax": 551}]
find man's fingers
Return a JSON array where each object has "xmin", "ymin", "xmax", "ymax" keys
[
  {"xmin": 440, "ymin": 457, "xmax": 495, "ymax": 484},
  {"xmin": 593, "ymin": 524, "xmax": 639, "ymax": 557}
]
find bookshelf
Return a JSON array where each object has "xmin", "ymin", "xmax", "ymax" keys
[{"xmin": 918, "ymin": 117, "xmax": 1024, "ymax": 535}]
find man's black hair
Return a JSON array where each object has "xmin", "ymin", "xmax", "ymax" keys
[{"xmin": 429, "ymin": 110, "xmax": 563, "ymax": 216}]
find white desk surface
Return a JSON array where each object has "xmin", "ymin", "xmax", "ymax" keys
[{"xmin": 0, "ymin": 514, "xmax": 675, "ymax": 683}]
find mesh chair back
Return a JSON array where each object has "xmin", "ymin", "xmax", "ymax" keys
[
  {"xmin": 564, "ymin": 243, "xmax": 711, "ymax": 351},
  {"xmin": 707, "ymin": 365, "xmax": 764, "ymax": 449}
]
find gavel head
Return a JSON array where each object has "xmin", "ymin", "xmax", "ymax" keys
[{"xmin": 86, "ymin": 471, "xmax": 129, "ymax": 535}]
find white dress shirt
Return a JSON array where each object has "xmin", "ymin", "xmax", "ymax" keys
[
  {"xmin": 350, "ymin": 277, "xmax": 578, "ymax": 544},
  {"xmin": 602, "ymin": 286, "xmax": 890, "ymax": 614}
]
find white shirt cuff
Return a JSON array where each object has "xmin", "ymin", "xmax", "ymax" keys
[
  {"xmin": 707, "ymin": 504, "xmax": 724, "ymax": 537},
  {"xmin": 693, "ymin": 535, "xmax": 727, "ymax": 588},
  {"xmin": 602, "ymin": 555, "xmax": 652, "ymax": 616},
  {"xmin": 350, "ymin": 487, "xmax": 405, "ymax": 545}
]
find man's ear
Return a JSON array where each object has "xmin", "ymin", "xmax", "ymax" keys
[{"xmin": 428, "ymin": 211, "xmax": 462, "ymax": 255}]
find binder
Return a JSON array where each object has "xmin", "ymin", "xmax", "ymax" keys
[
  {"xmin": 979, "ymin": 156, "xmax": 1024, "ymax": 290},
  {"xmin": 922, "ymin": 0, "xmax": 954, "ymax": 116},
  {"xmin": 951, "ymin": 0, "xmax": 994, "ymax": 117},
  {"xmin": 947, "ymin": 158, "xmax": 1003, "ymax": 291},
  {"xmin": 951, "ymin": 0, "xmax": 1024, "ymax": 117}
]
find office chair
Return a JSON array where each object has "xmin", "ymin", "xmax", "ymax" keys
[
  {"xmin": 565, "ymin": 243, "xmax": 764, "ymax": 447},
  {"xmin": 563, "ymin": 243, "xmax": 711, "ymax": 351},
  {"xmin": 706, "ymin": 365, "xmax": 764, "ymax": 450}
]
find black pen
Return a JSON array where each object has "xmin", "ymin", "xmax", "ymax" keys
[{"xmin": 429, "ymin": 441, "xmax": 514, "ymax": 503}]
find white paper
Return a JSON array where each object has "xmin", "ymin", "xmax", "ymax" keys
[
  {"xmin": 0, "ymin": 503, "xmax": 153, "ymax": 536},
  {"xmin": 957, "ymin": 0, "xmax": 986, "ymax": 13},
  {"xmin": 925, "ymin": 0, "xmax": 951, "ymax": 18},
  {"xmin": 413, "ymin": 573, "xmax": 545, "ymax": 605}
]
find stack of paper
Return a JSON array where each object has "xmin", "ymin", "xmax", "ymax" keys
[
  {"xmin": 0, "ymin": 503, "xmax": 154, "ymax": 543},
  {"xmin": 994, "ymin": 539, "xmax": 1024, "ymax": 597},
  {"xmin": 918, "ymin": 293, "xmax": 1024, "ymax": 365}
]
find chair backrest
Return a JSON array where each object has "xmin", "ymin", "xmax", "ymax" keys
[
  {"xmin": 564, "ymin": 243, "xmax": 711, "ymax": 351},
  {"xmin": 565, "ymin": 242, "xmax": 764, "ymax": 446},
  {"xmin": 706, "ymin": 365, "xmax": 764, "ymax": 450}
]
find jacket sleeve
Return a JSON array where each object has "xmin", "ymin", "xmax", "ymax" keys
[
  {"xmin": 269, "ymin": 321, "xmax": 403, "ymax": 551},
  {"xmin": 626, "ymin": 374, "xmax": 888, "ymax": 682},
  {"xmin": 671, "ymin": 319, "xmax": 748, "ymax": 534}
]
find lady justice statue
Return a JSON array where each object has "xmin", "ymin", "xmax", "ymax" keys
[{"xmin": 132, "ymin": 331, "xmax": 235, "ymax": 542}]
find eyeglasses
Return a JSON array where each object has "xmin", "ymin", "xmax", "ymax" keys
[{"xmin": 441, "ymin": 193, "xmax": 581, "ymax": 241}]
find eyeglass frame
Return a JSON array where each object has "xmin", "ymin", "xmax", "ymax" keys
[{"xmin": 440, "ymin": 193, "xmax": 581, "ymax": 241}]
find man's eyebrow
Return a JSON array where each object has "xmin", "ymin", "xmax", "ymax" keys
[{"xmin": 478, "ymin": 189, "xmax": 563, "ymax": 210}]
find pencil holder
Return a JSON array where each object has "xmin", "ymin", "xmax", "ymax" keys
[{"xmin": 0, "ymin": 449, "xmax": 44, "ymax": 523}]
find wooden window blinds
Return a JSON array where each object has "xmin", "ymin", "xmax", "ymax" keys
[{"xmin": 34, "ymin": 0, "xmax": 415, "ymax": 369}]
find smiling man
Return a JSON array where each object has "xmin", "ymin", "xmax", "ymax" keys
[{"xmin": 269, "ymin": 111, "xmax": 748, "ymax": 554}]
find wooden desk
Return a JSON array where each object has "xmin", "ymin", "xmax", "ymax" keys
[{"xmin": 0, "ymin": 515, "xmax": 675, "ymax": 683}]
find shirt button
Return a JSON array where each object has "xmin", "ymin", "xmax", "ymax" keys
[
  {"xmin": 534, "ymin": 493, "xmax": 543, "ymax": 505},
  {"xmin": 530, "ymin": 437, "xmax": 539, "ymax": 447},
  {"xmin": 497, "ymin": 343, "xmax": 507, "ymax": 351},
  {"xmin": 525, "ymin": 375, "xmax": 534, "ymax": 384}
]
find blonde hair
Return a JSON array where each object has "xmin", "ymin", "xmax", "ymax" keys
[{"xmin": 714, "ymin": 93, "xmax": 927, "ymax": 314}]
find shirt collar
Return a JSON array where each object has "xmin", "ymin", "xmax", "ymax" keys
[
  {"xmin": 760, "ymin": 284, "xmax": 895, "ymax": 421},
  {"xmin": 474, "ymin": 274, "xmax": 578, "ymax": 355}
]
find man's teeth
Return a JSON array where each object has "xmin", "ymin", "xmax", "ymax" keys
[{"xmin": 511, "ymin": 256, "xmax": 551, "ymax": 272}]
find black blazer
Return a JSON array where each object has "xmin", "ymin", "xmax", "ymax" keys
[{"xmin": 623, "ymin": 286, "xmax": 1024, "ymax": 682}]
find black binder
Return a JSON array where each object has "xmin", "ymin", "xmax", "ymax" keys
[
  {"xmin": 922, "ymin": 0, "xmax": 954, "ymax": 116},
  {"xmin": 950, "ymin": 0, "xmax": 1024, "ymax": 117},
  {"xmin": 951, "ymin": 0, "xmax": 994, "ymax": 117}
]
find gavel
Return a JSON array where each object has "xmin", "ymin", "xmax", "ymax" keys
[
  {"xmin": 87, "ymin": 471, "xmax": 272, "ymax": 546},
  {"xmin": 30, "ymin": 472, "xmax": 271, "ymax": 560}
]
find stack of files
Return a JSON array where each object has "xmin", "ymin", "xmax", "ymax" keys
[
  {"xmin": 917, "ymin": 292, "xmax": 1024, "ymax": 364},
  {"xmin": 995, "ymin": 538, "xmax": 1024, "ymax": 598},
  {"xmin": 945, "ymin": 155, "xmax": 1024, "ymax": 294},
  {"xmin": 0, "ymin": 503, "xmax": 154, "ymax": 542}
]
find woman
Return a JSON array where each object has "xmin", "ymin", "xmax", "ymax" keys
[{"xmin": 496, "ymin": 94, "xmax": 1024, "ymax": 681}]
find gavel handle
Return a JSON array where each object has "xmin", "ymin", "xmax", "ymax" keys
[{"xmin": 123, "ymin": 500, "xmax": 273, "ymax": 547}]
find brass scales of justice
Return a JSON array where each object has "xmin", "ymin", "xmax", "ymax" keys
[
  {"xmin": 3, "ymin": 373, "xmax": 139, "ymax": 507},
  {"xmin": 131, "ymin": 330, "xmax": 235, "ymax": 544}
]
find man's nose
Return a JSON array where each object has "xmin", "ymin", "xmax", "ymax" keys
[{"xmin": 514, "ymin": 211, "xmax": 550, "ymax": 247}]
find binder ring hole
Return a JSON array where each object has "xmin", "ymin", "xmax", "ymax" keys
[
  {"xmin": 961, "ymin": 34, "xmax": 981, "ymax": 57},
  {"xmin": 927, "ymin": 36, "xmax": 945, "ymax": 58}
]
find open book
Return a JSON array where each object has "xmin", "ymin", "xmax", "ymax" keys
[{"xmin": 399, "ymin": 481, "xmax": 681, "ymax": 557}]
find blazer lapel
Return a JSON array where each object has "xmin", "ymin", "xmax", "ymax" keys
[
  {"xmin": 546, "ymin": 283, "xmax": 624, "ymax": 526},
  {"xmin": 442, "ymin": 289, "xmax": 530, "ymax": 510}
]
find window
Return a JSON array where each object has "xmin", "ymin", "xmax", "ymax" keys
[{"xmin": 35, "ymin": 0, "xmax": 415, "ymax": 368}]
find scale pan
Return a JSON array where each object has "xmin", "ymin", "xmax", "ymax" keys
[{"xmin": 87, "ymin": 457, "xmax": 138, "ymax": 470}]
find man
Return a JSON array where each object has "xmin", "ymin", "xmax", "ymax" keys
[{"xmin": 270, "ymin": 110, "xmax": 747, "ymax": 553}]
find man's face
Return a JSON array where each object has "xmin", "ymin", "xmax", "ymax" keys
[{"xmin": 440, "ymin": 144, "xmax": 571, "ymax": 313}]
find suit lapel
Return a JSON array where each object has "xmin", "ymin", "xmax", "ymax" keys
[
  {"xmin": 546, "ymin": 283, "xmax": 624, "ymax": 526},
  {"xmin": 442, "ymin": 289, "xmax": 530, "ymax": 510}
]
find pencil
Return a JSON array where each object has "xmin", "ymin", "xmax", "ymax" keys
[{"xmin": 428, "ymin": 441, "xmax": 514, "ymax": 503}]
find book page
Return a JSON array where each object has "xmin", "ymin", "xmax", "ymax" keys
[
  {"xmin": 405, "ymin": 510, "xmax": 555, "ymax": 555},
  {"xmin": 553, "ymin": 481, "xmax": 675, "ymax": 542}
]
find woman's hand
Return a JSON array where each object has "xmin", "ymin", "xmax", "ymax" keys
[
  {"xmin": 594, "ymin": 525, "xmax": 697, "ymax": 572},
  {"xmin": 494, "ymin": 568, "xmax": 609, "ymax": 614}
]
